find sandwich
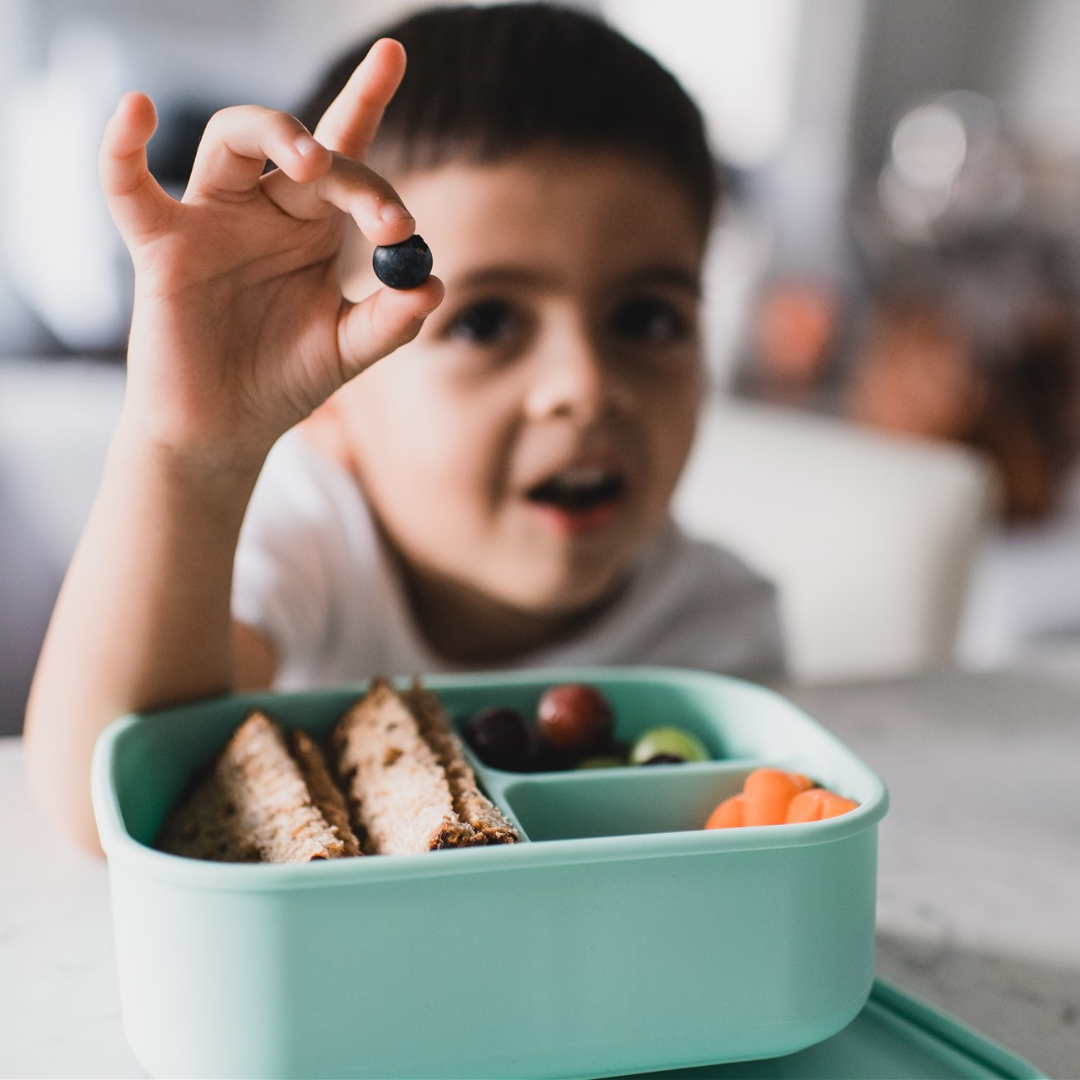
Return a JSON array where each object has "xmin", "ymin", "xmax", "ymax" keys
[{"xmin": 156, "ymin": 679, "xmax": 518, "ymax": 863}]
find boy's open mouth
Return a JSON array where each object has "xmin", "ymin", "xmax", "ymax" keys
[{"xmin": 525, "ymin": 466, "xmax": 626, "ymax": 513}]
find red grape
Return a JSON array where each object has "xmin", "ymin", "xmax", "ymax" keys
[{"xmin": 536, "ymin": 684, "xmax": 614, "ymax": 757}]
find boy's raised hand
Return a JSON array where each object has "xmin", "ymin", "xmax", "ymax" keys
[
  {"xmin": 99, "ymin": 38, "xmax": 442, "ymax": 465},
  {"xmin": 25, "ymin": 42, "xmax": 441, "ymax": 852}
]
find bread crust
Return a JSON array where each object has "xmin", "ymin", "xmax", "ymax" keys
[
  {"xmin": 404, "ymin": 685, "xmax": 519, "ymax": 845},
  {"xmin": 287, "ymin": 728, "xmax": 363, "ymax": 857}
]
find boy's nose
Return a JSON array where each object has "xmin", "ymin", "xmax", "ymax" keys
[{"xmin": 523, "ymin": 324, "xmax": 626, "ymax": 424}]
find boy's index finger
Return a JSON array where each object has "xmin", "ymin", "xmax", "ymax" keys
[
  {"xmin": 184, "ymin": 105, "xmax": 331, "ymax": 203},
  {"xmin": 313, "ymin": 38, "xmax": 406, "ymax": 160}
]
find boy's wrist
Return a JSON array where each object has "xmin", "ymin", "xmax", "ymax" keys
[{"xmin": 111, "ymin": 407, "xmax": 271, "ymax": 495}]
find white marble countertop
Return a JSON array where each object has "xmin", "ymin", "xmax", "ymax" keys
[
  {"xmin": 787, "ymin": 667, "xmax": 1080, "ymax": 1080},
  {"xmin": 2, "ymin": 666, "xmax": 1078, "ymax": 1078}
]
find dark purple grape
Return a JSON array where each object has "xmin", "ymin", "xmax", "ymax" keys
[
  {"xmin": 536, "ymin": 684, "xmax": 614, "ymax": 757},
  {"xmin": 461, "ymin": 707, "xmax": 534, "ymax": 771}
]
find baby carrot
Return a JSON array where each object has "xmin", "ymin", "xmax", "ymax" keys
[
  {"xmin": 703, "ymin": 770, "xmax": 858, "ymax": 830},
  {"xmin": 785, "ymin": 789, "xmax": 828, "ymax": 823},
  {"xmin": 705, "ymin": 793, "xmax": 745, "ymax": 829},
  {"xmin": 819, "ymin": 792, "xmax": 858, "ymax": 818},
  {"xmin": 785, "ymin": 788, "xmax": 858, "ymax": 823},
  {"xmin": 743, "ymin": 768, "xmax": 804, "ymax": 826}
]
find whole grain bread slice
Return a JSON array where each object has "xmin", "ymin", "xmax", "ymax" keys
[
  {"xmin": 330, "ymin": 679, "xmax": 479, "ymax": 854},
  {"xmin": 153, "ymin": 764, "xmax": 262, "ymax": 863},
  {"xmin": 404, "ymin": 684, "xmax": 519, "ymax": 845},
  {"xmin": 156, "ymin": 710, "xmax": 358, "ymax": 863}
]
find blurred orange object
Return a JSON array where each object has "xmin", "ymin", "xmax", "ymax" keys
[
  {"xmin": 755, "ymin": 279, "xmax": 840, "ymax": 383},
  {"xmin": 845, "ymin": 301, "xmax": 984, "ymax": 442}
]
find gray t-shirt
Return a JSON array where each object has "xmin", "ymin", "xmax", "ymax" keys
[{"xmin": 233, "ymin": 430, "xmax": 786, "ymax": 688}]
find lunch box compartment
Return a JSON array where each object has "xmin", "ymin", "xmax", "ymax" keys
[
  {"xmin": 495, "ymin": 763, "xmax": 755, "ymax": 841},
  {"xmin": 93, "ymin": 666, "xmax": 888, "ymax": 1079}
]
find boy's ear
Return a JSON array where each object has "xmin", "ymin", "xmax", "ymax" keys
[{"xmin": 300, "ymin": 394, "xmax": 352, "ymax": 469}]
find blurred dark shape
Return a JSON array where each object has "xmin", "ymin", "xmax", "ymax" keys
[
  {"xmin": 743, "ymin": 90, "xmax": 1080, "ymax": 525},
  {"xmin": 845, "ymin": 284, "xmax": 983, "ymax": 442},
  {"xmin": 848, "ymin": 91, "xmax": 1080, "ymax": 524},
  {"xmin": 844, "ymin": 254, "xmax": 1080, "ymax": 523},
  {"xmin": 974, "ymin": 300, "xmax": 1080, "ymax": 521}
]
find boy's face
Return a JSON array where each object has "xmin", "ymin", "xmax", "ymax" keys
[{"xmin": 330, "ymin": 148, "xmax": 707, "ymax": 626}]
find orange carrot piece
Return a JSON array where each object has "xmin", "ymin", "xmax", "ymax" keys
[
  {"xmin": 705, "ymin": 793, "xmax": 745, "ymax": 829},
  {"xmin": 785, "ymin": 789, "xmax": 830, "ymax": 823},
  {"xmin": 819, "ymin": 792, "xmax": 859, "ymax": 819},
  {"xmin": 788, "ymin": 772, "xmax": 816, "ymax": 793},
  {"xmin": 785, "ymin": 788, "xmax": 858, "ymax": 823},
  {"xmin": 704, "ymin": 772, "xmax": 858, "ymax": 831},
  {"xmin": 743, "ymin": 768, "xmax": 802, "ymax": 826}
]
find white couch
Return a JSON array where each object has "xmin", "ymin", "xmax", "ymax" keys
[
  {"xmin": 674, "ymin": 398, "xmax": 997, "ymax": 684},
  {"xmin": 0, "ymin": 357, "xmax": 997, "ymax": 734}
]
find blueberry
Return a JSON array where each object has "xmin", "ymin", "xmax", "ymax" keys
[
  {"xmin": 641, "ymin": 752, "xmax": 686, "ymax": 766},
  {"xmin": 372, "ymin": 234, "xmax": 433, "ymax": 290},
  {"xmin": 462, "ymin": 707, "xmax": 534, "ymax": 771}
]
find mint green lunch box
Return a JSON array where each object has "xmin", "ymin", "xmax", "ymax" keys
[{"xmin": 91, "ymin": 667, "xmax": 889, "ymax": 1079}]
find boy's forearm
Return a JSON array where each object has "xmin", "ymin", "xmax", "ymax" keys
[{"xmin": 23, "ymin": 415, "xmax": 264, "ymax": 854}]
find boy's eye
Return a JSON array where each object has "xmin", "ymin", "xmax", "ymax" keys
[
  {"xmin": 447, "ymin": 300, "xmax": 519, "ymax": 345},
  {"xmin": 610, "ymin": 297, "xmax": 690, "ymax": 345}
]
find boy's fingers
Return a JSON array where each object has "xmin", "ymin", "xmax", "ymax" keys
[
  {"xmin": 99, "ymin": 92, "xmax": 176, "ymax": 246},
  {"xmin": 336, "ymin": 275, "xmax": 444, "ymax": 380},
  {"xmin": 261, "ymin": 153, "xmax": 415, "ymax": 246},
  {"xmin": 184, "ymin": 105, "xmax": 332, "ymax": 202},
  {"xmin": 313, "ymin": 38, "xmax": 406, "ymax": 159}
]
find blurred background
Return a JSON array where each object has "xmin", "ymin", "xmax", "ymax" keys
[{"xmin": 3, "ymin": 0, "xmax": 1080, "ymax": 727}]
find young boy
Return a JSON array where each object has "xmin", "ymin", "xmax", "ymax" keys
[{"xmin": 25, "ymin": 3, "xmax": 784, "ymax": 853}]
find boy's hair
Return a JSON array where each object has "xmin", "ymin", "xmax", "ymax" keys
[{"xmin": 298, "ymin": 2, "xmax": 720, "ymax": 230}]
